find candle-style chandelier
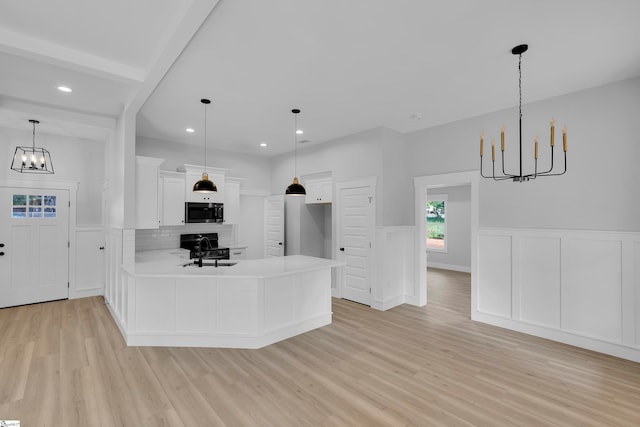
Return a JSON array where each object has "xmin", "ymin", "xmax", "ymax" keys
[
  {"xmin": 11, "ymin": 119, "xmax": 54, "ymax": 174},
  {"xmin": 479, "ymin": 44, "xmax": 567, "ymax": 182}
]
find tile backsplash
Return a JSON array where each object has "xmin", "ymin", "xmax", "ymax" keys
[{"xmin": 135, "ymin": 223, "xmax": 236, "ymax": 252}]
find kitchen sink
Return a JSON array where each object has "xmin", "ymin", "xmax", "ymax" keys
[{"xmin": 182, "ymin": 260, "xmax": 237, "ymax": 268}]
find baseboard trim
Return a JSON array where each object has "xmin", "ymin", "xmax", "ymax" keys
[{"xmin": 427, "ymin": 262, "xmax": 471, "ymax": 273}]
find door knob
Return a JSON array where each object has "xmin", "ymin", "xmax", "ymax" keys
[
  {"xmin": 278, "ymin": 242, "xmax": 283, "ymax": 246},
  {"xmin": 99, "ymin": 246, "xmax": 105, "ymax": 251},
  {"xmin": 339, "ymin": 247, "xmax": 345, "ymax": 251}
]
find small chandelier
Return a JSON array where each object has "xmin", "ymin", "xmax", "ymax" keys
[
  {"xmin": 193, "ymin": 98, "xmax": 217, "ymax": 193},
  {"xmin": 11, "ymin": 119, "xmax": 54, "ymax": 174},
  {"xmin": 285, "ymin": 108, "xmax": 306, "ymax": 195},
  {"xmin": 479, "ymin": 44, "xmax": 567, "ymax": 182}
]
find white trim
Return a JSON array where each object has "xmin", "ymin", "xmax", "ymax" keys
[
  {"xmin": 240, "ymin": 189, "xmax": 270, "ymax": 197},
  {"xmin": 427, "ymin": 262, "xmax": 471, "ymax": 273},
  {"xmin": 414, "ymin": 171, "xmax": 479, "ymax": 307}
]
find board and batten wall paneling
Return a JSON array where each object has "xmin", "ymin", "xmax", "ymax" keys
[
  {"xmin": 518, "ymin": 236, "xmax": 561, "ymax": 329},
  {"xmin": 477, "ymin": 234, "xmax": 512, "ymax": 318},
  {"xmin": 477, "ymin": 228, "xmax": 640, "ymax": 362},
  {"xmin": 562, "ymin": 238, "xmax": 622, "ymax": 343}
]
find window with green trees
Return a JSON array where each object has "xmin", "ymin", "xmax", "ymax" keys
[{"xmin": 426, "ymin": 196, "xmax": 446, "ymax": 252}]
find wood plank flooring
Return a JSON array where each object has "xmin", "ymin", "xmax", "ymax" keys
[{"xmin": 1, "ymin": 268, "xmax": 640, "ymax": 426}]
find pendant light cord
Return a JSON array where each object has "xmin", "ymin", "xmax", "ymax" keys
[
  {"xmin": 203, "ymin": 102, "xmax": 207, "ymax": 173},
  {"xmin": 32, "ymin": 121, "xmax": 36, "ymax": 151},
  {"xmin": 294, "ymin": 112, "xmax": 298, "ymax": 176}
]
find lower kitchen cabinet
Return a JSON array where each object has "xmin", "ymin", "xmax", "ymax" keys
[{"xmin": 229, "ymin": 247, "xmax": 247, "ymax": 260}]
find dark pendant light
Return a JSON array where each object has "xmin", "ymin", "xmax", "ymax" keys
[
  {"xmin": 11, "ymin": 119, "xmax": 54, "ymax": 174},
  {"xmin": 285, "ymin": 108, "xmax": 306, "ymax": 195},
  {"xmin": 193, "ymin": 98, "xmax": 217, "ymax": 192}
]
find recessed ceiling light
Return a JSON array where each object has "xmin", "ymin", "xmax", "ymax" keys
[
  {"xmin": 57, "ymin": 86, "xmax": 72, "ymax": 93},
  {"xmin": 186, "ymin": 128, "xmax": 195, "ymax": 133},
  {"xmin": 296, "ymin": 129, "xmax": 303, "ymax": 135},
  {"xmin": 260, "ymin": 142, "xmax": 267, "ymax": 147}
]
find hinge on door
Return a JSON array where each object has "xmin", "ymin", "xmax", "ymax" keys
[
  {"xmin": 68, "ymin": 282, "xmax": 70, "ymax": 288},
  {"xmin": 68, "ymin": 201, "xmax": 71, "ymax": 207},
  {"xmin": 68, "ymin": 241, "xmax": 70, "ymax": 248},
  {"xmin": 369, "ymin": 242, "xmax": 371, "ymax": 248}
]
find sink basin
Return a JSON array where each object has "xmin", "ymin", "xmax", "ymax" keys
[{"xmin": 183, "ymin": 261, "xmax": 237, "ymax": 268}]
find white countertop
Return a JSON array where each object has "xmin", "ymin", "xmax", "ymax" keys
[{"xmin": 128, "ymin": 250, "xmax": 343, "ymax": 279}]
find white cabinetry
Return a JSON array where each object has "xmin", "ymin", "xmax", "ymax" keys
[
  {"xmin": 305, "ymin": 178, "xmax": 332, "ymax": 204},
  {"xmin": 229, "ymin": 247, "xmax": 247, "ymax": 260},
  {"xmin": 135, "ymin": 156, "xmax": 164, "ymax": 229},
  {"xmin": 159, "ymin": 171, "xmax": 186, "ymax": 226},
  {"xmin": 180, "ymin": 165, "xmax": 226, "ymax": 203},
  {"xmin": 223, "ymin": 177, "xmax": 242, "ymax": 224}
]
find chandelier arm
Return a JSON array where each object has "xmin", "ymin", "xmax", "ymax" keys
[
  {"xmin": 537, "ymin": 152, "xmax": 567, "ymax": 176},
  {"xmin": 536, "ymin": 145, "xmax": 556, "ymax": 175}
]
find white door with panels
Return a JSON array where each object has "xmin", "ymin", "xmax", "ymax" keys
[
  {"xmin": 0, "ymin": 187, "xmax": 70, "ymax": 308},
  {"xmin": 264, "ymin": 195, "xmax": 285, "ymax": 257},
  {"xmin": 336, "ymin": 178, "xmax": 375, "ymax": 305}
]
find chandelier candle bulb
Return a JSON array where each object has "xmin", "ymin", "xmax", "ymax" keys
[
  {"xmin": 491, "ymin": 139, "xmax": 495, "ymax": 161},
  {"xmin": 480, "ymin": 133, "xmax": 484, "ymax": 156},
  {"xmin": 550, "ymin": 118, "xmax": 555, "ymax": 146},
  {"xmin": 500, "ymin": 125, "xmax": 505, "ymax": 151},
  {"xmin": 534, "ymin": 136, "xmax": 539, "ymax": 159},
  {"xmin": 563, "ymin": 126, "xmax": 567, "ymax": 152}
]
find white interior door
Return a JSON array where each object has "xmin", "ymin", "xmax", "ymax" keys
[
  {"xmin": 0, "ymin": 187, "xmax": 69, "ymax": 308},
  {"xmin": 264, "ymin": 195, "xmax": 285, "ymax": 257},
  {"xmin": 337, "ymin": 179, "xmax": 375, "ymax": 305}
]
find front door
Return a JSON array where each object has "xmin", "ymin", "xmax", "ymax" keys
[
  {"xmin": 336, "ymin": 179, "xmax": 375, "ymax": 305},
  {"xmin": 264, "ymin": 195, "xmax": 285, "ymax": 257},
  {"xmin": 0, "ymin": 187, "xmax": 70, "ymax": 308}
]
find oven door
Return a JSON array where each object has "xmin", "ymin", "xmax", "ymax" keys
[{"xmin": 185, "ymin": 202, "xmax": 223, "ymax": 223}]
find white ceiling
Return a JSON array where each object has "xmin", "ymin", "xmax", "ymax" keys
[{"xmin": 2, "ymin": 0, "xmax": 640, "ymax": 156}]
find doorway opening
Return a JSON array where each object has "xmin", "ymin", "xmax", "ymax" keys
[{"xmin": 413, "ymin": 171, "xmax": 478, "ymax": 310}]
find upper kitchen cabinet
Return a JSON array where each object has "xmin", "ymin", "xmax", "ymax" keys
[
  {"xmin": 305, "ymin": 177, "xmax": 333, "ymax": 204},
  {"xmin": 223, "ymin": 177, "xmax": 242, "ymax": 224},
  {"xmin": 179, "ymin": 164, "xmax": 226, "ymax": 203},
  {"xmin": 135, "ymin": 156, "xmax": 164, "ymax": 229},
  {"xmin": 159, "ymin": 171, "xmax": 186, "ymax": 226}
]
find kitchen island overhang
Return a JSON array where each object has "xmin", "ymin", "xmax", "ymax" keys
[{"xmin": 109, "ymin": 254, "xmax": 343, "ymax": 349}]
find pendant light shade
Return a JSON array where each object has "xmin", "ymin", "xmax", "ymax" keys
[
  {"xmin": 285, "ymin": 108, "xmax": 306, "ymax": 196},
  {"xmin": 11, "ymin": 119, "xmax": 54, "ymax": 174},
  {"xmin": 193, "ymin": 98, "xmax": 217, "ymax": 193}
]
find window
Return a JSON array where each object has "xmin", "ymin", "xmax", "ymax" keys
[
  {"xmin": 12, "ymin": 194, "xmax": 57, "ymax": 219},
  {"xmin": 426, "ymin": 195, "xmax": 447, "ymax": 252}
]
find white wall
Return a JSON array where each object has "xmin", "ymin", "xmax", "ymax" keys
[
  {"xmin": 136, "ymin": 136, "xmax": 271, "ymax": 193},
  {"xmin": 405, "ymin": 77, "xmax": 640, "ymax": 232},
  {"xmin": 427, "ymin": 185, "xmax": 471, "ymax": 272},
  {"xmin": 0, "ymin": 127, "xmax": 104, "ymax": 225},
  {"xmin": 270, "ymin": 127, "xmax": 412, "ymax": 226}
]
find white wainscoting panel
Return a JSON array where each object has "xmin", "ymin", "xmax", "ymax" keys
[
  {"xmin": 562, "ymin": 239, "xmax": 622, "ymax": 343},
  {"xmin": 477, "ymin": 228, "xmax": 640, "ymax": 362},
  {"xmin": 217, "ymin": 278, "xmax": 259, "ymax": 334},
  {"xmin": 478, "ymin": 234, "xmax": 512, "ymax": 318},
  {"xmin": 519, "ymin": 236, "xmax": 561, "ymax": 329},
  {"xmin": 136, "ymin": 277, "xmax": 176, "ymax": 332},
  {"xmin": 373, "ymin": 226, "xmax": 415, "ymax": 310},
  {"xmin": 265, "ymin": 275, "xmax": 294, "ymax": 331},
  {"xmin": 176, "ymin": 278, "xmax": 214, "ymax": 333}
]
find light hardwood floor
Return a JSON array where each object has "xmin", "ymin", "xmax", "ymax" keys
[{"xmin": 1, "ymin": 268, "xmax": 640, "ymax": 426}]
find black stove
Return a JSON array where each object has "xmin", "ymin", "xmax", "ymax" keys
[{"xmin": 180, "ymin": 233, "xmax": 230, "ymax": 260}]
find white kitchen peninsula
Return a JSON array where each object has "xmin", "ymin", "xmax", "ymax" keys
[{"xmin": 109, "ymin": 252, "xmax": 342, "ymax": 349}]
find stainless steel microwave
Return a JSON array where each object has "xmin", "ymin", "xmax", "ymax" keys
[{"xmin": 185, "ymin": 202, "xmax": 224, "ymax": 223}]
